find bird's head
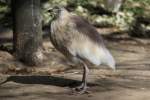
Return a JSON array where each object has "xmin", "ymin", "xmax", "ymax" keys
[{"xmin": 48, "ymin": 6, "xmax": 69, "ymax": 20}]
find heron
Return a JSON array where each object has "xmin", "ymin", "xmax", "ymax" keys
[{"xmin": 49, "ymin": 7, "xmax": 115, "ymax": 94}]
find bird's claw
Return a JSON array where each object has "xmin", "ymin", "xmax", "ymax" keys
[{"xmin": 71, "ymin": 85, "xmax": 90, "ymax": 94}]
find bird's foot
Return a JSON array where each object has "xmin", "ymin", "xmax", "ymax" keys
[{"xmin": 71, "ymin": 84, "xmax": 90, "ymax": 94}]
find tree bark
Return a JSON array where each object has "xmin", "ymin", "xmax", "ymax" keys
[
  {"xmin": 12, "ymin": 0, "xmax": 43, "ymax": 66},
  {"xmin": 104, "ymin": 0, "xmax": 126, "ymax": 13}
]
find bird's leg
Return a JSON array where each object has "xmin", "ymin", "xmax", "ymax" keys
[{"xmin": 74, "ymin": 62, "xmax": 89, "ymax": 93}]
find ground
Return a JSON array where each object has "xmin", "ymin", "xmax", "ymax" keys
[{"xmin": 0, "ymin": 29, "xmax": 150, "ymax": 100}]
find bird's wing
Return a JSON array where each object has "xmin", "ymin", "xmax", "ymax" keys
[
  {"xmin": 69, "ymin": 15, "xmax": 104, "ymax": 45},
  {"xmin": 58, "ymin": 15, "xmax": 106, "ymax": 65},
  {"xmin": 67, "ymin": 15, "xmax": 115, "ymax": 68}
]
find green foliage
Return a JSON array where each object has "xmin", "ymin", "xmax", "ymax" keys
[
  {"xmin": 0, "ymin": 0, "xmax": 149, "ymax": 31},
  {"xmin": 124, "ymin": 0, "xmax": 150, "ymax": 16},
  {"xmin": 41, "ymin": 0, "xmax": 150, "ymax": 31},
  {"xmin": 0, "ymin": 3, "xmax": 9, "ymax": 18}
]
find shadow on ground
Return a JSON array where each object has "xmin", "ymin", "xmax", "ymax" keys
[{"xmin": 1, "ymin": 75, "xmax": 98, "ymax": 88}]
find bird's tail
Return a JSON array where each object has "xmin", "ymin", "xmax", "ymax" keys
[{"xmin": 104, "ymin": 48, "xmax": 116, "ymax": 70}]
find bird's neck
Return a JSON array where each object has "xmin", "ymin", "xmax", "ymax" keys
[{"xmin": 58, "ymin": 9, "xmax": 70, "ymax": 20}]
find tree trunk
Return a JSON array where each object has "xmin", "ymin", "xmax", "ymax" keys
[
  {"xmin": 12, "ymin": 0, "xmax": 43, "ymax": 66},
  {"xmin": 104, "ymin": 0, "xmax": 125, "ymax": 13}
]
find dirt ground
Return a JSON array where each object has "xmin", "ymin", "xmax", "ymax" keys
[{"xmin": 0, "ymin": 31, "xmax": 150, "ymax": 100}]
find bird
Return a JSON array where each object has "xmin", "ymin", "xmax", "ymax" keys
[{"xmin": 49, "ymin": 6, "xmax": 115, "ymax": 94}]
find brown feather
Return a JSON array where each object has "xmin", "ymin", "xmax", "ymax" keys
[{"xmin": 70, "ymin": 15, "xmax": 104, "ymax": 46}]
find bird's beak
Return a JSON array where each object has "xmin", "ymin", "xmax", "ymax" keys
[{"xmin": 48, "ymin": 8, "xmax": 59, "ymax": 15}]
